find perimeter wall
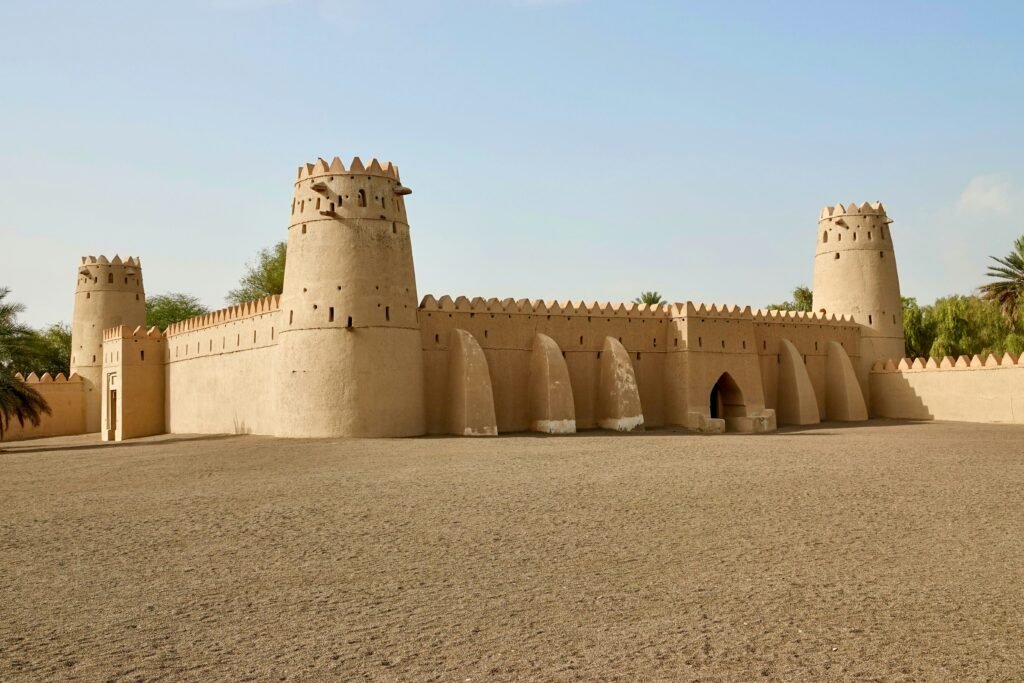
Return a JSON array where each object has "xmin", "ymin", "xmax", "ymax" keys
[
  {"xmin": 418, "ymin": 297, "xmax": 865, "ymax": 434},
  {"xmin": 2, "ymin": 373, "xmax": 86, "ymax": 442},
  {"xmin": 870, "ymin": 354, "xmax": 1024, "ymax": 423},
  {"xmin": 163, "ymin": 296, "xmax": 282, "ymax": 435}
]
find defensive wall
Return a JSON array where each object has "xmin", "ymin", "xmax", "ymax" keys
[
  {"xmin": 161, "ymin": 296, "xmax": 281, "ymax": 435},
  {"xmin": 418, "ymin": 297, "xmax": 869, "ymax": 436},
  {"xmin": 3, "ymin": 372, "xmax": 85, "ymax": 441},
  {"xmin": 9, "ymin": 155, "xmax": 1024, "ymax": 443},
  {"xmin": 870, "ymin": 354, "xmax": 1024, "ymax": 424}
]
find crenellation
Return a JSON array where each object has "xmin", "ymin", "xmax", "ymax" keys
[
  {"xmin": 22, "ymin": 155, "xmax": 1021, "ymax": 443},
  {"xmin": 165, "ymin": 294, "xmax": 280, "ymax": 337}
]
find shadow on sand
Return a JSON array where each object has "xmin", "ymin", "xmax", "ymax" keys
[{"xmin": 0, "ymin": 433, "xmax": 240, "ymax": 456}]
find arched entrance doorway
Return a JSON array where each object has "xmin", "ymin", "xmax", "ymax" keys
[{"xmin": 709, "ymin": 372, "xmax": 746, "ymax": 430}]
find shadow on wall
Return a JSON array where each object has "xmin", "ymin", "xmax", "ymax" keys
[
  {"xmin": 233, "ymin": 418, "xmax": 253, "ymax": 435},
  {"xmin": 870, "ymin": 373, "xmax": 934, "ymax": 421}
]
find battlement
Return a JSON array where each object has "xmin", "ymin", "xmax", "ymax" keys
[
  {"xmin": 165, "ymin": 294, "xmax": 281, "ymax": 337},
  {"xmin": 13, "ymin": 371, "xmax": 82, "ymax": 384},
  {"xmin": 871, "ymin": 353, "xmax": 1024, "ymax": 373},
  {"xmin": 297, "ymin": 156, "xmax": 401, "ymax": 182},
  {"xmin": 751, "ymin": 309, "xmax": 857, "ymax": 326},
  {"xmin": 80, "ymin": 255, "xmax": 141, "ymax": 267},
  {"xmin": 819, "ymin": 202, "xmax": 888, "ymax": 221},
  {"xmin": 417, "ymin": 297, "xmax": 865, "ymax": 326},
  {"xmin": 76, "ymin": 254, "xmax": 144, "ymax": 294},
  {"xmin": 419, "ymin": 295, "xmax": 672, "ymax": 318},
  {"xmin": 679, "ymin": 302, "xmax": 751, "ymax": 319},
  {"xmin": 103, "ymin": 325, "xmax": 164, "ymax": 342}
]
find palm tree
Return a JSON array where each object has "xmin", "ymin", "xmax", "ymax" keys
[
  {"xmin": 768, "ymin": 285, "xmax": 813, "ymax": 312},
  {"xmin": 0, "ymin": 288, "xmax": 51, "ymax": 442},
  {"xmin": 979, "ymin": 235, "xmax": 1024, "ymax": 327},
  {"xmin": 0, "ymin": 287, "xmax": 37, "ymax": 371},
  {"xmin": 634, "ymin": 291, "xmax": 667, "ymax": 305},
  {"xmin": 0, "ymin": 371, "xmax": 50, "ymax": 441}
]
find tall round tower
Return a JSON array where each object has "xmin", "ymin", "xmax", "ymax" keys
[
  {"xmin": 812, "ymin": 202, "xmax": 905, "ymax": 387},
  {"xmin": 274, "ymin": 156, "xmax": 425, "ymax": 437},
  {"xmin": 70, "ymin": 255, "xmax": 147, "ymax": 432}
]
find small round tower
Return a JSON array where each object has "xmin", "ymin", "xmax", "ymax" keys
[
  {"xmin": 274, "ymin": 156, "xmax": 425, "ymax": 437},
  {"xmin": 812, "ymin": 202, "xmax": 905, "ymax": 384},
  {"xmin": 70, "ymin": 255, "xmax": 147, "ymax": 432}
]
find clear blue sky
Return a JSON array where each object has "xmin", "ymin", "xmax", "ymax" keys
[{"xmin": 2, "ymin": 0, "xmax": 1022, "ymax": 326}]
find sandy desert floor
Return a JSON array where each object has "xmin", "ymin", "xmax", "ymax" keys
[{"xmin": 1, "ymin": 421, "xmax": 1023, "ymax": 682}]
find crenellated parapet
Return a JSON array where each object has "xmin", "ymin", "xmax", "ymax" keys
[
  {"xmin": 103, "ymin": 325, "xmax": 164, "ymax": 342},
  {"xmin": 13, "ymin": 372, "xmax": 82, "ymax": 384},
  {"xmin": 419, "ymin": 295, "xmax": 670, "ymax": 318},
  {"xmin": 81, "ymin": 255, "xmax": 142, "ymax": 266},
  {"xmin": 165, "ymin": 295, "xmax": 280, "ymax": 337},
  {"xmin": 817, "ymin": 202, "xmax": 893, "ymax": 247},
  {"xmin": 871, "ymin": 353, "xmax": 1024, "ymax": 372},
  {"xmin": 417, "ymin": 296, "xmax": 872, "ymax": 325},
  {"xmin": 76, "ymin": 255, "xmax": 144, "ymax": 293},
  {"xmin": 297, "ymin": 155, "xmax": 402, "ymax": 182},
  {"xmin": 752, "ymin": 309, "xmax": 856, "ymax": 325},
  {"xmin": 290, "ymin": 156, "xmax": 410, "ymax": 229}
]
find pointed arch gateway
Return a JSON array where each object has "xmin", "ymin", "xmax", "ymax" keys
[{"xmin": 709, "ymin": 372, "xmax": 747, "ymax": 431}]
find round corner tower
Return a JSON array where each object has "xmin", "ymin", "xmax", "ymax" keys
[
  {"xmin": 274, "ymin": 156, "xmax": 425, "ymax": 437},
  {"xmin": 812, "ymin": 201, "xmax": 905, "ymax": 382},
  {"xmin": 70, "ymin": 255, "xmax": 147, "ymax": 432}
]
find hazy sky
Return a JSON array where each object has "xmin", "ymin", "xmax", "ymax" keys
[{"xmin": 2, "ymin": 0, "xmax": 1022, "ymax": 327}]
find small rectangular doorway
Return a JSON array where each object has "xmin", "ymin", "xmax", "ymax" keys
[{"xmin": 108, "ymin": 389, "xmax": 117, "ymax": 440}]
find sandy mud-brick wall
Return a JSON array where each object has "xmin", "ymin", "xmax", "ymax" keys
[
  {"xmin": 2, "ymin": 373, "xmax": 86, "ymax": 442},
  {"xmin": 870, "ymin": 354, "xmax": 1024, "ymax": 423},
  {"xmin": 164, "ymin": 297, "xmax": 281, "ymax": 435},
  {"xmin": 418, "ymin": 296, "xmax": 669, "ymax": 434},
  {"xmin": 751, "ymin": 310, "xmax": 863, "ymax": 417}
]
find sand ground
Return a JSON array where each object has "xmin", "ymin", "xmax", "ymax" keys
[{"xmin": 1, "ymin": 421, "xmax": 1022, "ymax": 682}]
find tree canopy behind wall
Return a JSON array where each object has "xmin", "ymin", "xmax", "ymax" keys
[{"xmin": 228, "ymin": 242, "xmax": 286, "ymax": 305}]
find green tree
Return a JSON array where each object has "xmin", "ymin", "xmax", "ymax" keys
[
  {"xmin": 228, "ymin": 242, "xmax": 287, "ymax": 304},
  {"xmin": 979, "ymin": 235, "xmax": 1024, "ymax": 327},
  {"xmin": 927, "ymin": 295, "xmax": 1023, "ymax": 359},
  {"xmin": 768, "ymin": 285, "xmax": 813, "ymax": 312},
  {"xmin": 146, "ymin": 293, "xmax": 210, "ymax": 331},
  {"xmin": 901, "ymin": 297, "xmax": 937, "ymax": 359},
  {"xmin": 0, "ymin": 288, "xmax": 39, "ymax": 372},
  {"xmin": 633, "ymin": 291, "xmax": 667, "ymax": 305},
  {"xmin": 31, "ymin": 323, "xmax": 72, "ymax": 377},
  {"xmin": 0, "ymin": 288, "xmax": 51, "ymax": 441}
]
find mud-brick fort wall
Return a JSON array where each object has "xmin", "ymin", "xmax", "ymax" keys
[
  {"xmin": 161, "ymin": 296, "xmax": 281, "ymax": 435},
  {"xmin": 752, "ymin": 310, "xmax": 863, "ymax": 416},
  {"xmin": 3, "ymin": 373, "xmax": 85, "ymax": 441},
  {"xmin": 418, "ymin": 297, "xmax": 674, "ymax": 433},
  {"xmin": 871, "ymin": 354, "xmax": 1024, "ymax": 423},
  {"xmin": 417, "ymin": 297, "xmax": 868, "ymax": 435}
]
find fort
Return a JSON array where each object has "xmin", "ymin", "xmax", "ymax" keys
[{"xmin": 7, "ymin": 156, "xmax": 1024, "ymax": 442}]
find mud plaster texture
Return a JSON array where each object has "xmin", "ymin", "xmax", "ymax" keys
[{"xmin": 1, "ymin": 421, "xmax": 1022, "ymax": 682}]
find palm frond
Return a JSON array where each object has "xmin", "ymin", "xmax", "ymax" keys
[{"xmin": 0, "ymin": 372, "xmax": 51, "ymax": 441}]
